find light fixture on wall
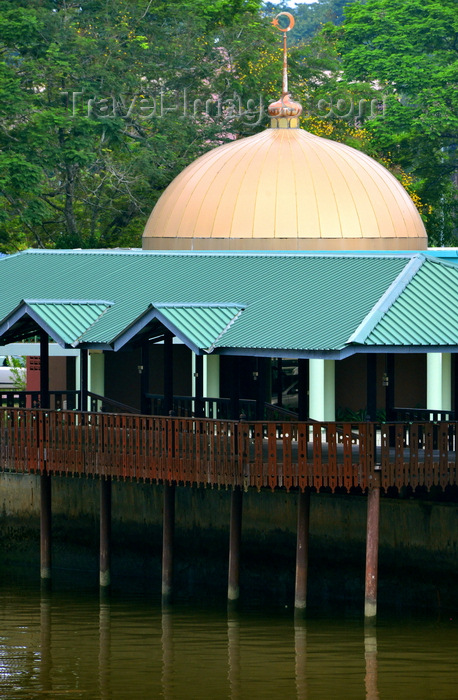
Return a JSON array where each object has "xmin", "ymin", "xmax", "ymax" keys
[
  {"xmin": 137, "ymin": 364, "xmax": 144, "ymax": 375},
  {"xmin": 382, "ymin": 372, "xmax": 389, "ymax": 387}
]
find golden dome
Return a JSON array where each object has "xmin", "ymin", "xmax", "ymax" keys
[{"xmin": 142, "ymin": 126, "xmax": 427, "ymax": 251}]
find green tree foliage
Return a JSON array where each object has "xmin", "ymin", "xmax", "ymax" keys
[
  {"xmin": 0, "ymin": 0, "xmax": 268, "ymax": 250},
  {"xmin": 339, "ymin": 0, "xmax": 457, "ymax": 244},
  {"xmin": 0, "ymin": 0, "xmax": 455, "ymax": 250}
]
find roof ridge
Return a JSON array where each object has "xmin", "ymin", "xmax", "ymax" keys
[
  {"xmin": 25, "ymin": 298, "xmax": 114, "ymax": 306},
  {"xmin": 72, "ymin": 305, "xmax": 115, "ymax": 347},
  {"xmin": 20, "ymin": 248, "xmax": 416, "ymax": 260},
  {"xmin": 206, "ymin": 308, "xmax": 245, "ymax": 353},
  {"xmin": 153, "ymin": 302, "xmax": 245, "ymax": 309},
  {"xmin": 346, "ymin": 254, "xmax": 425, "ymax": 346}
]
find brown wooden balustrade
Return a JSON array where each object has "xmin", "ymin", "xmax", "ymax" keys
[{"xmin": 0, "ymin": 408, "xmax": 457, "ymax": 493}]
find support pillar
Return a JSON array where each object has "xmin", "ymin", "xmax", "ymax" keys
[
  {"xmin": 40, "ymin": 330, "xmax": 51, "ymax": 584},
  {"xmin": 366, "ymin": 355, "xmax": 377, "ymax": 421},
  {"xmin": 276, "ymin": 358, "xmax": 283, "ymax": 408},
  {"xmin": 40, "ymin": 474, "xmax": 52, "ymax": 582},
  {"xmin": 385, "ymin": 355, "xmax": 395, "ymax": 421},
  {"xmin": 255, "ymin": 357, "xmax": 269, "ymax": 420},
  {"xmin": 140, "ymin": 341, "xmax": 150, "ymax": 415},
  {"xmin": 298, "ymin": 359, "xmax": 309, "ymax": 421},
  {"xmin": 364, "ymin": 478, "xmax": 381, "ymax": 621},
  {"xmin": 229, "ymin": 357, "xmax": 240, "ymax": 420},
  {"xmin": 427, "ymin": 353, "xmax": 451, "ymax": 412},
  {"xmin": 100, "ymin": 477, "xmax": 112, "ymax": 588},
  {"xmin": 162, "ymin": 482, "xmax": 175, "ymax": 606},
  {"xmin": 309, "ymin": 359, "xmax": 335, "ymax": 421},
  {"xmin": 204, "ymin": 354, "xmax": 220, "ymax": 418},
  {"xmin": 192, "ymin": 353, "xmax": 204, "ymax": 417},
  {"xmin": 80, "ymin": 348, "xmax": 88, "ymax": 412},
  {"xmin": 228, "ymin": 485, "xmax": 243, "ymax": 606},
  {"xmin": 39, "ymin": 330, "xmax": 49, "ymax": 410},
  {"xmin": 294, "ymin": 489, "xmax": 311, "ymax": 613},
  {"xmin": 89, "ymin": 351, "xmax": 105, "ymax": 396},
  {"xmin": 163, "ymin": 332, "xmax": 173, "ymax": 415}
]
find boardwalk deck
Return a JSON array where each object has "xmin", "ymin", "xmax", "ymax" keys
[{"xmin": 0, "ymin": 408, "xmax": 456, "ymax": 493}]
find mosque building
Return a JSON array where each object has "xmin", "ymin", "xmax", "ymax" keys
[{"xmin": 0, "ymin": 13, "xmax": 457, "ymax": 615}]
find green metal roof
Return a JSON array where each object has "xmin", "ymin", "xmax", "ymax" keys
[
  {"xmin": 27, "ymin": 300, "xmax": 113, "ymax": 346},
  {"xmin": 364, "ymin": 258, "xmax": 458, "ymax": 346},
  {"xmin": 0, "ymin": 249, "xmax": 456, "ymax": 357},
  {"xmin": 0, "ymin": 298, "xmax": 113, "ymax": 347},
  {"xmin": 154, "ymin": 304, "xmax": 244, "ymax": 351}
]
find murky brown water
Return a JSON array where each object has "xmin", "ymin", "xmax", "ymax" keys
[{"xmin": 0, "ymin": 578, "xmax": 457, "ymax": 700}]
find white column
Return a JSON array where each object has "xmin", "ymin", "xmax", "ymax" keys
[
  {"xmin": 75, "ymin": 353, "xmax": 80, "ymax": 395},
  {"xmin": 427, "ymin": 352, "xmax": 451, "ymax": 411},
  {"xmin": 89, "ymin": 351, "xmax": 105, "ymax": 396},
  {"xmin": 309, "ymin": 359, "xmax": 335, "ymax": 421},
  {"xmin": 203, "ymin": 355, "xmax": 220, "ymax": 399},
  {"xmin": 192, "ymin": 353, "xmax": 197, "ymax": 397},
  {"xmin": 204, "ymin": 355, "xmax": 220, "ymax": 418}
]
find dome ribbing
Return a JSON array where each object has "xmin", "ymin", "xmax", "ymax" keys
[{"xmin": 142, "ymin": 127, "xmax": 427, "ymax": 251}]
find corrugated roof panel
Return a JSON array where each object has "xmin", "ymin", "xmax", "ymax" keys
[
  {"xmin": 212, "ymin": 255, "xmax": 409, "ymax": 351},
  {"xmin": 365, "ymin": 260, "xmax": 458, "ymax": 346},
  {"xmin": 27, "ymin": 301, "xmax": 112, "ymax": 345},
  {"xmin": 156, "ymin": 305, "xmax": 243, "ymax": 349},
  {"xmin": 0, "ymin": 250, "xmax": 412, "ymax": 353}
]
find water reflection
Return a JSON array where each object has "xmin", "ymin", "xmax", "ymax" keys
[
  {"xmin": 0, "ymin": 580, "xmax": 457, "ymax": 699},
  {"xmin": 162, "ymin": 609, "xmax": 174, "ymax": 700},
  {"xmin": 39, "ymin": 592, "xmax": 52, "ymax": 694},
  {"xmin": 294, "ymin": 618, "xmax": 307, "ymax": 700},
  {"xmin": 99, "ymin": 600, "xmax": 111, "ymax": 700},
  {"xmin": 364, "ymin": 626, "xmax": 378, "ymax": 700},
  {"xmin": 227, "ymin": 612, "xmax": 241, "ymax": 699}
]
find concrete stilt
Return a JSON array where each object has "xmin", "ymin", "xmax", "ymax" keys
[
  {"xmin": 228, "ymin": 485, "xmax": 243, "ymax": 606},
  {"xmin": 294, "ymin": 489, "xmax": 311, "ymax": 614},
  {"xmin": 364, "ymin": 484, "xmax": 381, "ymax": 620},
  {"xmin": 162, "ymin": 482, "xmax": 175, "ymax": 606},
  {"xmin": 40, "ymin": 474, "xmax": 52, "ymax": 583},
  {"xmin": 100, "ymin": 477, "xmax": 112, "ymax": 588}
]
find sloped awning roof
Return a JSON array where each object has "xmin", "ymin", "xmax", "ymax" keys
[
  {"xmin": 111, "ymin": 303, "xmax": 244, "ymax": 353},
  {"xmin": 0, "ymin": 299, "xmax": 113, "ymax": 347},
  {"xmin": 0, "ymin": 249, "xmax": 457, "ymax": 357}
]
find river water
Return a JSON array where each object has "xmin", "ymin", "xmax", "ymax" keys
[{"xmin": 0, "ymin": 574, "xmax": 457, "ymax": 700}]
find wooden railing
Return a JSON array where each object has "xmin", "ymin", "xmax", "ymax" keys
[{"xmin": 0, "ymin": 408, "xmax": 457, "ymax": 493}]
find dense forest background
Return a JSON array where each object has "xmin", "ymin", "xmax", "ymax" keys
[{"xmin": 0, "ymin": 0, "xmax": 456, "ymax": 251}]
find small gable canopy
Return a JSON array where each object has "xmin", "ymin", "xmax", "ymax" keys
[
  {"xmin": 0, "ymin": 299, "xmax": 113, "ymax": 347},
  {"xmin": 112, "ymin": 303, "xmax": 244, "ymax": 354}
]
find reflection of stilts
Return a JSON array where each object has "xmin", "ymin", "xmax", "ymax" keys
[
  {"xmin": 39, "ymin": 592, "xmax": 52, "ymax": 694},
  {"xmin": 227, "ymin": 612, "xmax": 241, "ymax": 700},
  {"xmin": 161, "ymin": 609, "xmax": 174, "ymax": 700},
  {"xmin": 364, "ymin": 627, "xmax": 379, "ymax": 700},
  {"xmin": 294, "ymin": 618, "xmax": 307, "ymax": 700},
  {"xmin": 99, "ymin": 600, "xmax": 111, "ymax": 700}
]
